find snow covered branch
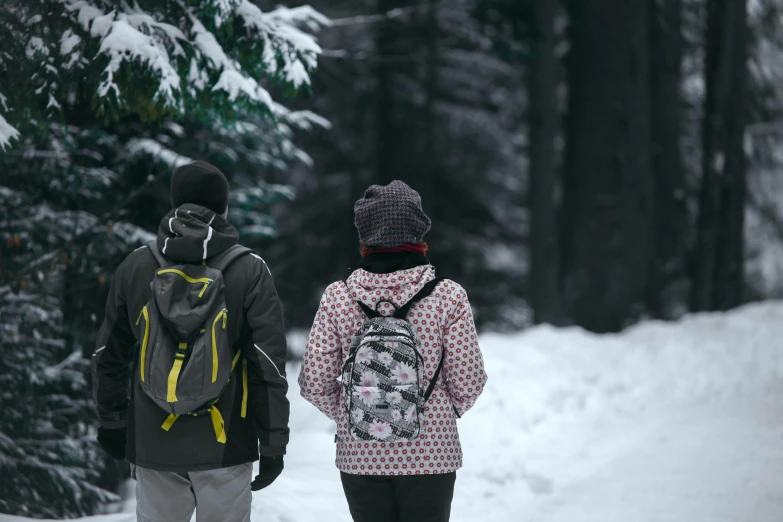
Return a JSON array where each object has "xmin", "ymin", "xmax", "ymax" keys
[{"xmin": 3, "ymin": 0, "xmax": 329, "ymax": 143}]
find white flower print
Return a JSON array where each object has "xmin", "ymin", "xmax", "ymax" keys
[
  {"xmin": 359, "ymin": 372, "xmax": 379, "ymax": 388},
  {"xmin": 352, "ymin": 408, "xmax": 365, "ymax": 424},
  {"xmin": 356, "ymin": 348, "xmax": 373, "ymax": 364},
  {"xmin": 377, "ymin": 352, "xmax": 394, "ymax": 366},
  {"xmin": 391, "ymin": 363, "xmax": 415, "ymax": 384},
  {"xmin": 368, "ymin": 420, "xmax": 393, "ymax": 440},
  {"xmin": 404, "ymin": 405, "xmax": 417, "ymax": 423},
  {"xmin": 357, "ymin": 386, "xmax": 381, "ymax": 406},
  {"xmin": 386, "ymin": 391, "xmax": 403, "ymax": 404},
  {"xmin": 391, "ymin": 409, "xmax": 402, "ymax": 421}
]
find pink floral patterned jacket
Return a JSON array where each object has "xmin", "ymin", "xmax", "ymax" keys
[{"xmin": 298, "ymin": 265, "xmax": 488, "ymax": 475}]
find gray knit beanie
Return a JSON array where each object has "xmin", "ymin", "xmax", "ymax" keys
[{"xmin": 354, "ymin": 180, "xmax": 432, "ymax": 247}]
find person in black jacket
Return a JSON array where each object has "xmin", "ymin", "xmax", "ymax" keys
[{"xmin": 93, "ymin": 161, "xmax": 289, "ymax": 521}]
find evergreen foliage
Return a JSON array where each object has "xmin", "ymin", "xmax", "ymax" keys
[
  {"xmin": 0, "ymin": 0, "xmax": 326, "ymax": 517},
  {"xmin": 268, "ymin": 0, "xmax": 530, "ymax": 330}
]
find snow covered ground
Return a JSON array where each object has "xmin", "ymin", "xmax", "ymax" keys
[{"xmin": 2, "ymin": 301, "xmax": 783, "ymax": 522}]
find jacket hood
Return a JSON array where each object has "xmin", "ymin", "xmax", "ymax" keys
[
  {"xmin": 156, "ymin": 203, "xmax": 238, "ymax": 263},
  {"xmin": 345, "ymin": 265, "xmax": 436, "ymax": 316}
]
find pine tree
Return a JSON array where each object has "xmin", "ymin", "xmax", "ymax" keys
[{"xmin": 0, "ymin": 0, "xmax": 327, "ymax": 516}]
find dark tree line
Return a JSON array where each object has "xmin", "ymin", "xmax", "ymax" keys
[
  {"xmin": 520, "ymin": 0, "xmax": 750, "ymax": 332},
  {"xmin": 269, "ymin": 0, "xmax": 761, "ymax": 334},
  {"xmin": 267, "ymin": 0, "xmax": 526, "ymax": 330}
]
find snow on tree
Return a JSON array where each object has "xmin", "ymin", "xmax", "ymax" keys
[
  {"xmin": 273, "ymin": 0, "xmax": 529, "ymax": 331},
  {"xmin": 0, "ymin": 190, "xmax": 122, "ymax": 517},
  {"xmin": 0, "ymin": 0, "xmax": 328, "ymax": 517}
]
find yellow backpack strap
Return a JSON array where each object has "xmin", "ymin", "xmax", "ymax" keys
[
  {"xmin": 210, "ymin": 406, "xmax": 227, "ymax": 444},
  {"xmin": 241, "ymin": 358, "xmax": 249, "ymax": 419},
  {"xmin": 161, "ymin": 414, "xmax": 179, "ymax": 431},
  {"xmin": 167, "ymin": 343, "xmax": 188, "ymax": 402},
  {"xmin": 139, "ymin": 306, "xmax": 150, "ymax": 382},
  {"xmin": 211, "ymin": 310, "xmax": 227, "ymax": 383},
  {"xmin": 231, "ymin": 348, "xmax": 242, "ymax": 370},
  {"xmin": 163, "ymin": 351, "xmax": 239, "ymax": 441}
]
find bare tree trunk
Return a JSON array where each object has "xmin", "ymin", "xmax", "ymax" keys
[
  {"xmin": 712, "ymin": 1, "xmax": 748, "ymax": 310},
  {"xmin": 691, "ymin": 0, "xmax": 748, "ymax": 311},
  {"xmin": 527, "ymin": 0, "xmax": 560, "ymax": 324},
  {"xmin": 376, "ymin": 0, "xmax": 397, "ymax": 185},
  {"xmin": 648, "ymin": 0, "xmax": 688, "ymax": 318},
  {"xmin": 420, "ymin": 0, "xmax": 438, "ymax": 205},
  {"xmin": 561, "ymin": 2, "xmax": 652, "ymax": 332}
]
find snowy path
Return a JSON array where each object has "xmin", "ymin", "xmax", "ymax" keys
[
  {"xmin": 2, "ymin": 302, "xmax": 783, "ymax": 521},
  {"xmin": 523, "ymin": 397, "xmax": 783, "ymax": 522}
]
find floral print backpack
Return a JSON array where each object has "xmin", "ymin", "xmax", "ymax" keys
[{"xmin": 341, "ymin": 278, "xmax": 447, "ymax": 442}]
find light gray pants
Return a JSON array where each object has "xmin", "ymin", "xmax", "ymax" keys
[{"xmin": 134, "ymin": 463, "xmax": 253, "ymax": 522}]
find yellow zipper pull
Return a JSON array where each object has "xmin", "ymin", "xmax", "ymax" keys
[
  {"xmin": 199, "ymin": 282, "xmax": 209, "ymax": 298},
  {"xmin": 222, "ymin": 310, "xmax": 227, "ymax": 329}
]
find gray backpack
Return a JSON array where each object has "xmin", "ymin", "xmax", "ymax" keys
[
  {"xmin": 137, "ymin": 241, "xmax": 250, "ymax": 443},
  {"xmin": 342, "ymin": 278, "xmax": 448, "ymax": 442}
]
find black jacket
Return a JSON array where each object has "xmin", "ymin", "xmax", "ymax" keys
[{"xmin": 93, "ymin": 204, "xmax": 289, "ymax": 471}]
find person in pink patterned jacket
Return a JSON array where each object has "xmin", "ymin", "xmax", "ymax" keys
[{"xmin": 298, "ymin": 180, "xmax": 488, "ymax": 522}]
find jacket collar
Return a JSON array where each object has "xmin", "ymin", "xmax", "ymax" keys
[
  {"xmin": 346, "ymin": 264, "xmax": 437, "ymax": 315},
  {"xmin": 156, "ymin": 204, "xmax": 238, "ymax": 263},
  {"xmin": 358, "ymin": 251, "xmax": 430, "ymax": 274}
]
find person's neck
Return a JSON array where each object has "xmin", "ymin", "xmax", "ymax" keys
[{"xmin": 358, "ymin": 251, "xmax": 430, "ymax": 274}]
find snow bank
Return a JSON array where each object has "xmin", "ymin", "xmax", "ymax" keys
[
  {"xmin": 474, "ymin": 300, "xmax": 783, "ymax": 443},
  {"xmin": 2, "ymin": 301, "xmax": 782, "ymax": 521},
  {"xmin": 451, "ymin": 300, "xmax": 783, "ymax": 520}
]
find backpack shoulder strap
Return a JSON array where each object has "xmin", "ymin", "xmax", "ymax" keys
[
  {"xmin": 423, "ymin": 351, "xmax": 445, "ymax": 403},
  {"xmin": 147, "ymin": 240, "xmax": 169, "ymax": 268},
  {"xmin": 393, "ymin": 277, "xmax": 444, "ymax": 319},
  {"xmin": 422, "ymin": 350, "xmax": 460, "ymax": 418},
  {"xmin": 209, "ymin": 244, "xmax": 253, "ymax": 273}
]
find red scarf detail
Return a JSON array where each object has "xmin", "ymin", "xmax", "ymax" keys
[{"xmin": 361, "ymin": 243, "xmax": 428, "ymax": 257}]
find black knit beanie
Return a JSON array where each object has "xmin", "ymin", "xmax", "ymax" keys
[
  {"xmin": 170, "ymin": 161, "xmax": 229, "ymax": 214},
  {"xmin": 354, "ymin": 180, "xmax": 431, "ymax": 247}
]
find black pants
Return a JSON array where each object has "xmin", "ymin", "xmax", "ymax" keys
[{"xmin": 340, "ymin": 472, "xmax": 457, "ymax": 522}]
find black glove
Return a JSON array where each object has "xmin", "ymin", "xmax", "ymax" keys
[
  {"xmin": 251, "ymin": 456, "xmax": 284, "ymax": 491},
  {"xmin": 97, "ymin": 427, "xmax": 126, "ymax": 461}
]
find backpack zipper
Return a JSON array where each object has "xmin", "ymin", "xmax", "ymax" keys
[
  {"xmin": 364, "ymin": 331, "xmax": 413, "ymax": 338},
  {"xmin": 157, "ymin": 269, "xmax": 213, "ymax": 298},
  {"xmin": 136, "ymin": 306, "xmax": 150, "ymax": 382},
  {"xmin": 211, "ymin": 309, "xmax": 228, "ymax": 383}
]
